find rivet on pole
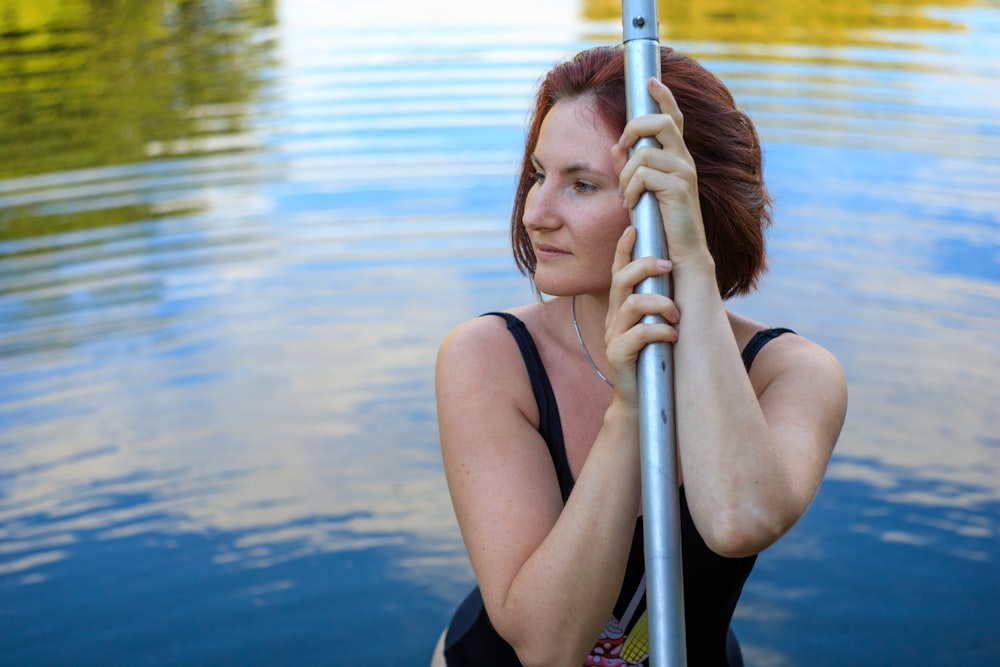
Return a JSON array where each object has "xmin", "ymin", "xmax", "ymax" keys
[{"xmin": 633, "ymin": 16, "xmax": 646, "ymax": 28}]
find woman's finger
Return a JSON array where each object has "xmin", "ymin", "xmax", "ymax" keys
[
  {"xmin": 619, "ymin": 151, "xmax": 696, "ymax": 211},
  {"xmin": 607, "ymin": 321, "xmax": 678, "ymax": 364},
  {"xmin": 612, "ymin": 225, "xmax": 636, "ymax": 276},
  {"xmin": 610, "ymin": 257, "xmax": 672, "ymax": 307},
  {"xmin": 647, "ymin": 77, "xmax": 683, "ymax": 135},
  {"xmin": 607, "ymin": 258, "xmax": 674, "ymax": 334},
  {"xmin": 608, "ymin": 228, "xmax": 640, "ymax": 330},
  {"xmin": 616, "ymin": 79, "xmax": 687, "ymax": 157},
  {"xmin": 605, "ymin": 298, "xmax": 679, "ymax": 390},
  {"xmin": 617, "ymin": 113, "xmax": 685, "ymax": 162}
]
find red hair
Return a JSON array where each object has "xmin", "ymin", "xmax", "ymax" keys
[{"xmin": 511, "ymin": 45, "xmax": 771, "ymax": 299}]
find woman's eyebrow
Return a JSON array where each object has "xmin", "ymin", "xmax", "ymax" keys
[{"xmin": 530, "ymin": 154, "xmax": 599, "ymax": 176}]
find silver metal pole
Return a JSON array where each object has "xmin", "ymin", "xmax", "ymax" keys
[{"xmin": 621, "ymin": 2, "xmax": 687, "ymax": 665}]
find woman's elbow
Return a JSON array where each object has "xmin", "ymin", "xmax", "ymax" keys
[
  {"xmin": 500, "ymin": 621, "xmax": 592, "ymax": 667},
  {"xmin": 699, "ymin": 504, "xmax": 793, "ymax": 558},
  {"xmin": 515, "ymin": 644, "xmax": 590, "ymax": 667}
]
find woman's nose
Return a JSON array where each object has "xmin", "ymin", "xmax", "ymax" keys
[{"xmin": 522, "ymin": 183, "xmax": 558, "ymax": 231}]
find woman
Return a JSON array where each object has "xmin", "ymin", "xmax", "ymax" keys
[{"xmin": 431, "ymin": 45, "xmax": 847, "ymax": 667}]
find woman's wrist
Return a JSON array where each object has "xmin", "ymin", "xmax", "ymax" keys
[
  {"xmin": 671, "ymin": 248, "xmax": 726, "ymax": 309},
  {"xmin": 671, "ymin": 247, "xmax": 716, "ymax": 284},
  {"xmin": 604, "ymin": 395, "xmax": 640, "ymax": 429}
]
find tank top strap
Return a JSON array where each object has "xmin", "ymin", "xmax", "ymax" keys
[
  {"xmin": 741, "ymin": 327, "xmax": 796, "ymax": 371},
  {"xmin": 481, "ymin": 313, "xmax": 574, "ymax": 502}
]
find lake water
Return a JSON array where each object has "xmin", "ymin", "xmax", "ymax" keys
[{"xmin": 1, "ymin": 0, "xmax": 998, "ymax": 665}]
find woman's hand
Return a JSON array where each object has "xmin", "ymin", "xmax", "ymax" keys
[
  {"xmin": 603, "ymin": 226, "xmax": 679, "ymax": 406},
  {"xmin": 611, "ymin": 77, "xmax": 710, "ymax": 267}
]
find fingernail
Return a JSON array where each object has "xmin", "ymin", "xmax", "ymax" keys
[{"xmin": 657, "ymin": 259, "xmax": 672, "ymax": 270}]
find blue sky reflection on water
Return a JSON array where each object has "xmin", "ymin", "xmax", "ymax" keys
[{"xmin": 1, "ymin": 0, "xmax": 999, "ymax": 665}]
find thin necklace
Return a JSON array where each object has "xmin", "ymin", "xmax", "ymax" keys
[{"xmin": 571, "ymin": 296, "xmax": 613, "ymax": 388}]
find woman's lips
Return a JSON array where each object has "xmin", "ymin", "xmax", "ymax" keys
[{"xmin": 535, "ymin": 243, "xmax": 570, "ymax": 259}]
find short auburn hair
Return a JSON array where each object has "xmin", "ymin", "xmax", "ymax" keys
[{"xmin": 511, "ymin": 45, "xmax": 771, "ymax": 299}]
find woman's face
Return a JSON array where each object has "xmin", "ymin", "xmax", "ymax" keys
[{"xmin": 522, "ymin": 96, "xmax": 630, "ymax": 298}]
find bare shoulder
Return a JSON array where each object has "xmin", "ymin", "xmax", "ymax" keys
[
  {"xmin": 436, "ymin": 311, "xmax": 539, "ymax": 426},
  {"xmin": 437, "ymin": 313, "xmax": 522, "ymax": 385},
  {"xmin": 438, "ymin": 313, "xmax": 511, "ymax": 365},
  {"xmin": 752, "ymin": 327, "xmax": 845, "ymax": 392},
  {"xmin": 437, "ymin": 302, "xmax": 551, "ymax": 383},
  {"xmin": 728, "ymin": 312, "xmax": 843, "ymax": 384},
  {"xmin": 727, "ymin": 311, "xmax": 847, "ymax": 431}
]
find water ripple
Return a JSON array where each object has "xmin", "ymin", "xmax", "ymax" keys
[{"xmin": 1, "ymin": 2, "xmax": 998, "ymax": 665}]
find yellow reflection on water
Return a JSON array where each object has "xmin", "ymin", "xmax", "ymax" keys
[{"xmin": 583, "ymin": 0, "xmax": 972, "ymax": 44}]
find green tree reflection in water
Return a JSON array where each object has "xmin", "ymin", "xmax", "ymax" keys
[{"xmin": 0, "ymin": 0, "xmax": 276, "ymax": 238}]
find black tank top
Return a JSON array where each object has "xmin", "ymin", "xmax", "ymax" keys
[{"xmin": 444, "ymin": 313, "xmax": 795, "ymax": 666}]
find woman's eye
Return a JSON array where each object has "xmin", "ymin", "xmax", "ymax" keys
[
  {"xmin": 575, "ymin": 181, "xmax": 596, "ymax": 193},
  {"xmin": 530, "ymin": 171, "xmax": 545, "ymax": 185}
]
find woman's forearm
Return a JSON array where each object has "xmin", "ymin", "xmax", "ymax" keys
[
  {"xmin": 671, "ymin": 256, "xmax": 795, "ymax": 555},
  {"xmin": 493, "ymin": 400, "xmax": 643, "ymax": 666}
]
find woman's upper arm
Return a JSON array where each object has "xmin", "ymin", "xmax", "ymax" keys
[
  {"xmin": 754, "ymin": 335, "xmax": 848, "ymax": 515},
  {"xmin": 435, "ymin": 317, "xmax": 566, "ymax": 615}
]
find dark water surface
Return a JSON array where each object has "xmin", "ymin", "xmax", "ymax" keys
[{"xmin": 1, "ymin": 1, "xmax": 998, "ymax": 665}]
